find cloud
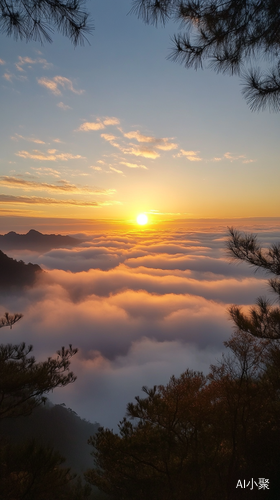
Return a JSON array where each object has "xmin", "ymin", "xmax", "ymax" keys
[
  {"xmin": 101, "ymin": 134, "xmax": 154, "ymax": 160},
  {"xmin": 79, "ymin": 121, "xmax": 105, "ymax": 131},
  {"xmin": 120, "ymin": 162, "xmax": 147, "ymax": 169},
  {"xmin": 59, "ymin": 338, "xmax": 220, "ymax": 429},
  {"xmin": 127, "ymin": 146, "xmax": 160, "ymax": 159},
  {"xmin": 78, "ymin": 120, "xmax": 177, "ymax": 160},
  {"xmin": 0, "ymin": 194, "xmax": 100, "ymax": 206},
  {"xmin": 101, "ymin": 134, "xmax": 117, "ymax": 142},
  {"xmin": 106, "ymin": 140, "xmax": 160, "ymax": 159},
  {"xmin": 103, "ymin": 117, "xmax": 120, "ymax": 126},
  {"xmin": 156, "ymin": 139, "xmax": 178, "ymax": 151},
  {"xmin": 16, "ymin": 149, "xmax": 85, "ymax": 161},
  {"xmin": 37, "ymin": 76, "xmax": 84, "ymax": 95},
  {"xmin": 123, "ymin": 130, "xmax": 157, "ymax": 143},
  {"xmin": 57, "ymin": 102, "xmax": 71, "ymax": 110},
  {"xmin": 15, "ymin": 56, "xmax": 52, "ymax": 72},
  {"xmin": 224, "ymin": 152, "xmax": 246, "ymax": 160},
  {"xmin": 3, "ymin": 73, "xmax": 13, "ymax": 82},
  {"xmin": 176, "ymin": 150, "xmax": 202, "ymax": 161},
  {"xmin": 0, "ymin": 176, "xmax": 116, "ymax": 195},
  {"xmin": 210, "ymin": 152, "xmax": 255, "ymax": 163},
  {"xmin": 110, "ymin": 167, "xmax": 124, "ymax": 175},
  {"xmin": 0, "ymin": 59, "xmax": 5, "ymax": 65},
  {"xmin": 11, "ymin": 133, "xmax": 45, "ymax": 144},
  {"xmin": 29, "ymin": 167, "xmax": 60, "ymax": 177},
  {"xmin": 122, "ymin": 130, "xmax": 178, "ymax": 151},
  {"xmin": 1, "ymin": 224, "xmax": 278, "ymax": 429},
  {"xmin": 78, "ymin": 117, "xmax": 119, "ymax": 132}
]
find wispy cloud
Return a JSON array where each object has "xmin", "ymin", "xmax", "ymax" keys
[
  {"xmin": 0, "ymin": 59, "xmax": 5, "ymax": 65},
  {"xmin": 127, "ymin": 145, "xmax": 160, "ymax": 159},
  {"xmin": 100, "ymin": 136, "xmax": 160, "ymax": 159},
  {"xmin": 101, "ymin": 134, "xmax": 117, "ymax": 142},
  {"xmin": 110, "ymin": 167, "xmax": 124, "ymax": 175},
  {"xmin": 224, "ymin": 152, "xmax": 246, "ymax": 160},
  {"xmin": 176, "ymin": 150, "xmax": 202, "ymax": 161},
  {"xmin": 15, "ymin": 56, "xmax": 52, "ymax": 72},
  {"xmin": 78, "ymin": 117, "xmax": 120, "ymax": 132},
  {"xmin": 16, "ymin": 149, "xmax": 85, "ymax": 161},
  {"xmin": 0, "ymin": 176, "xmax": 116, "ymax": 195},
  {"xmin": 156, "ymin": 140, "xmax": 178, "ymax": 151},
  {"xmin": 37, "ymin": 76, "xmax": 84, "ymax": 95},
  {"xmin": 11, "ymin": 133, "xmax": 45, "ymax": 144},
  {"xmin": 79, "ymin": 121, "xmax": 105, "ymax": 131},
  {"xmin": 3, "ymin": 73, "xmax": 13, "ymax": 82},
  {"xmin": 103, "ymin": 117, "xmax": 120, "ymax": 126},
  {"xmin": 57, "ymin": 102, "xmax": 71, "ymax": 110},
  {"xmin": 122, "ymin": 130, "xmax": 177, "ymax": 151},
  {"xmin": 120, "ymin": 161, "xmax": 147, "ymax": 169},
  {"xmin": 123, "ymin": 130, "xmax": 156, "ymax": 143},
  {"xmin": 78, "ymin": 118, "xmax": 177, "ymax": 160},
  {"xmin": 0, "ymin": 194, "xmax": 100, "ymax": 206},
  {"xmin": 30, "ymin": 167, "xmax": 60, "ymax": 177},
  {"xmin": 210, "ymin": 152, "xmax": 255, "ymax": 163}
]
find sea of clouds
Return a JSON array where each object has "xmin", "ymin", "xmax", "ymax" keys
[{"xmin": 1, "ymin": 222, "xmax": 279, "ymax": 429}]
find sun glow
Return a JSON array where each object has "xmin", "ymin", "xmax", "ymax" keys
[{"xmin": 137, "ymin": 213, "xmax": 148, "ymax": 225}]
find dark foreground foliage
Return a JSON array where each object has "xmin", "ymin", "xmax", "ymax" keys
[
  {"xmin": 86, "ymin": 331, "xmax": 280, "ymax": 499},
  {"xmin": 131, "ymin": 0, "xmax": 280, "ymax": 111},
  {"xmin": 0, "ymin": 0, "xmax": 93, "ymax": 45},
  {"xmin": 0, "ymin": 439, "xmax": 92, "ymax": 500},
  {"xmin": 86, "ymin": 228, "xmax": 280, "ymax": 499},
  {"xmin": 0, "ymin": 342, "xmax": 77, "ymax": 418}
]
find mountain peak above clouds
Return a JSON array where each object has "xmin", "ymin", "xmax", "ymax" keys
[{"xmin": 0, "ymin": 230, "xmax": 81, "ymax": 251}]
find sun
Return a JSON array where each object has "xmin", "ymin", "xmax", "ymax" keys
[{"xmin": 137, "ymin": 214, "xmax": 148, "ymax": 225}]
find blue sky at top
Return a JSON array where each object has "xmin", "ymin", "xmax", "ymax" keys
[{"xmin": 0, "ymin": 0, "xmax": 280, "ymax": 223}]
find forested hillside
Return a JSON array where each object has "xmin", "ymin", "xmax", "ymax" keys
[
  {"xmin": 0, "ymin": 249, "xmax": 43, "ymax": 288},
  {"xmin": 0, "ymin": 402, "xmax": 100, "ymax": 475}
]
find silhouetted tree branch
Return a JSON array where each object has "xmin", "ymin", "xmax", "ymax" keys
[
  {"xmin": 86, "ymin": 331, "xmax": 280, "ymax": 498},
  {"xmin": 0, "ymin": 312, "xmax": 23, "ymax": 329},
  {"xmin": 227, "ymin": 227, "xmax": 280, "ymax": 339},
  {"xmin": 0, "ymin": 343, "xmax": 78, "ymax": 418},
  {"xmin": 131, "ymin": 0, "xmax": 280, "ymax": 111},
  {"xmin": 0, "ymin": 0, "xmax": 93, "ymax": 45}
]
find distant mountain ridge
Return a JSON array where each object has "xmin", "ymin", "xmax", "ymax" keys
[
  {"xmin": 0, "ymin": 249, "xmax": 43, "ymax": 288},
  {"xmin": 0, "ymin": 402, "xmax": 100, "ymax": 475},
  {"xmin": 0, "ymin": 229, "xmax": 81, "ymax": 251}
]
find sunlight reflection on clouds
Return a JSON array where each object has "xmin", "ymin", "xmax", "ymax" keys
[{"xmin": 1, "ymin": 225, "xmax": 279, "ymax": 429}]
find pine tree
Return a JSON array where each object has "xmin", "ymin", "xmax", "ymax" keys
[
  {"xmin": 0, "ymin": 342, "xmax": 78, "ymax": 418},
  {"xmin": 131, "ymin": 0, "xmax": 280, "ymax": 111},
  {"xmin": 227, "ymin": 227, "xmax": 280, "ymax": 340},
  {"xmin": 0, "ymin": 0, "xmax": 93, "ymax": 44}
]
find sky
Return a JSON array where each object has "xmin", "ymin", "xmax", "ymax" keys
[
  {"xmin": 1, "ymin": 0, "xmax": 280, "ymax": 223},
  {"xmin": 1, "ymin": 0, "xmax": 280, "ymax": 429}
]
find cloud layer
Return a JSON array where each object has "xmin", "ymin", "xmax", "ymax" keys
[{"xmin": 1, "ymin": 224, "xmax": 277, "ymax": 429}]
